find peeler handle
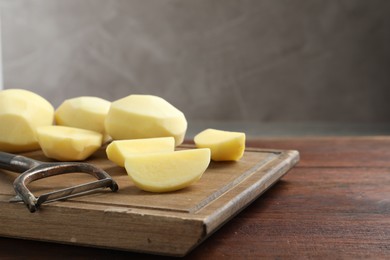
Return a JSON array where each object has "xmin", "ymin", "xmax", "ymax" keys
[{"xmin": 0, "ymin": 152, "xmax": 40, "ymax": 173}]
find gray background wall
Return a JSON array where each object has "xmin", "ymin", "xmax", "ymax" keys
[{"xmin": 1, "ymin": 0, "xmax": 390, "ymax": 124}]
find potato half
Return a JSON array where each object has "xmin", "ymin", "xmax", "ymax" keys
[{"xmin": 36, "ymin": 125, "xmax": 103, "ymax": 161}]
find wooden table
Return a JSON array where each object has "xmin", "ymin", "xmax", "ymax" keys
[{"xmin": 0, "ymin": 136, "xmax": 389, "ymax": 259}]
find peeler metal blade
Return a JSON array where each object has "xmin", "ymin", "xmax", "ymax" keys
[{"xmin": 0, "ymin": 152, "xmax": 118, "ymax": 213}]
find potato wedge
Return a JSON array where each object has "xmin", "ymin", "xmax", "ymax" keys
[
  {"xmin": 194, "ymin": 128, "xmax": 245, "ymax": 161},
  {"xmin": 106, "ymin": 137, "xmax": 175, "ymax": 167},
  {"xmin": 124, "ymin": 148, "xmax": 211, "ymax": 192}
]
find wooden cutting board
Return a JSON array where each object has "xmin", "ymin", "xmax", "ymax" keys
[{"xmin": 0, "ymin": 145, "xmax": 299, "ymax": 256}]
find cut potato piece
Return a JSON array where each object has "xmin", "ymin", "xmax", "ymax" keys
[
  {"xmin": 105, "ymin": 95, "xmax": 187, "ymax": 146},
  {"xmin": 55, "ymin": 96, "xmax": 111, "ymax": 134},
  {"xmin": 194, "ymin": 128, "xmax": 245, "ymax": 161},
  {"xmin": 106, "ymin": 137, "xmax": 175, "ymax": 167},
  {"xmin": 36, "ymin": 125, "xmax": 103, "ymax": 161},
  {"xmin": 0, "ymin": 89, "xmax": 54, "ymax": 152},
  {"xmin": 124, "ymin": 148, "xmax": 211, "ymax": 193}
]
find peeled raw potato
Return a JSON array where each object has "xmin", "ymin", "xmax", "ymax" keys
[
  {"xmin": 105, "ymin": 95, "xmax": 187, "ymax": 146},
  {"xmin": 106, "ymin": 137, "xmax": 175, "ymax": 167},
  {"xmin": 0, "ymin": 88, "xmax": 54, "ymax": 152},
  {"xmin": 55, "ymin": 96, "xmax": 111, "ymax": 134},
  {"xmin": 124, "ymin": 148, "xmax": 211, "ymax": 192},
  {"xmin": 194, "ymin": 128, "xmax": 245, "ymax": 161},
  {"xmin": 36, "ymin": 125, "xmax": 103, "ymax": 161}
]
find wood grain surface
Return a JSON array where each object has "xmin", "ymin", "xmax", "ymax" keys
[
  {"xmin": 0, "ymin": 136, "xmax": 389, "ymax": 259},
  {"xmin": 0, "ymin": 145, "xmax": 298, "ymax": 257}
]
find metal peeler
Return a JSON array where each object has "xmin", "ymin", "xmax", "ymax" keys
[{"xmin": 0, "ymin": 151, "xmax": 118, "ymax": 213}]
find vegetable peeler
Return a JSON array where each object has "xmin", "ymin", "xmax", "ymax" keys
[{"xmin": 0, "ymin": 151, "xmax": 118, "ymax": 213}]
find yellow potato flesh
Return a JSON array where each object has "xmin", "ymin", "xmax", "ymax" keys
[
  {"xmin": 0, "ymin": 89, "xmax": 54, "ymax": 152},
  {"xmin": 125, "ymin": 148, "xmax": 211, "ymax": 193},
  {"xmin": 36, "ymin": 125, "xmax": 103, "ymax": 161},
  {"xmin": 105, "ymin": 95, "xmax": 187, "ymax": 146},
  {"xmin": 55, "ymin": 96, "xmax": 111, "ymax": 134},
  {"xmin": 194, "ymin": 128, "xmax": 245, "ymax": 161},
  {"xmin": 106, "ymin": 137, "xmax": 175, "ymax": 167}
]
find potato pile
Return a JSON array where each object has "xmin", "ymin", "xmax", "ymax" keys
[{"xmin": 0, "ymin": 88, "xmax": 245, "ymax": 192}]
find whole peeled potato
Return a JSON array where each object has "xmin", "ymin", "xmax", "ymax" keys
[
  {"xmin": 105, "ymin": 95, "xmax": 187, "ymax": 146},
  {"xmin": 0, "ymin": 89, "xmax": 54, "ymax": 152},
  {"xmin": 55, "ymin": 96, "xmax": 111, "ymax": 134}
]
